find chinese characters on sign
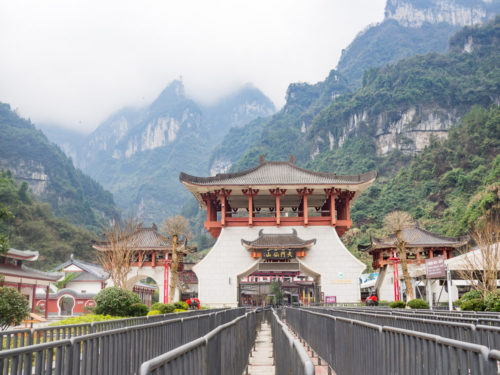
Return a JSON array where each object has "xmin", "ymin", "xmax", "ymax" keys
[
  {"xmin": 425, "ymin": 256, "xmax": 446, "ymax": 278},
  {"xmin": 261, "ymin": 249, "xmax": 296, "ymax": 259},
  {"xmin": 325, "ymin": 296, "xmax": 337, "ymax": 304}
]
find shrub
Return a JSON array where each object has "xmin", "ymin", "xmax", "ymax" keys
[
  {"xmin": 147, "ymin": 310, "xmax": 162, "ymax": 316},
  {"xmin": 378, "ymin": 300, "xmax": 390, "ymax": 306},
  {"xmin": 407, "ymin": 299, "xmax": 429, "ymax": 309},
  {"xmin": 94, "ymin": 287, "xmax": 141, "ymax": 316},
  {"xmin": 151, "ymin": 302, "xmax": 165, "ymax": 312},
  {"xmin": 174, "ymin": 301, "xmax": 189, "ymax": 310},
  {"xmin": 460, "ymin": 298, "xmax": 486, "ymax": 311},
  {"xmin": 129, "ymin": 303, "xmax": 148, "ymax": 317},
  {"xmin": 485, "ymin": 290, "xmax": 500, "ymax": 312},
  {"xmin": 49, "ymin": 314, "xmax": 123, "ymax": 326},
  {"xmin": 163, "ymin": 304, "xmax": 176, "ymax": 313},
  {"xmin": 460, "ymin": 290, "xmax": 482, "ymax": 303},
  {"xmin": 0, "ymin": 287, "xmax": 30, "ymax": 330},
  {"xmin": 174, "ymin": 308, "xmax": 188, "ymax": 313},
  {"xmin": 389, "ymin": 301, "xmax": 406, "ymax": 308}
]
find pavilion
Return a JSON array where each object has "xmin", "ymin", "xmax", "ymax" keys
[{"xmin": 180, "ymin": 156, "xmax": 377, "ymax": 307}]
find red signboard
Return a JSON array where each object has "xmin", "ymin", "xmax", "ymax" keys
[
  {"xmin": 325, "ymin": 296, "xmax": 336, "ymax": 304},
  {"xmin": 425, "ymin": 256, "xmax": 446, "ymax": 278}
]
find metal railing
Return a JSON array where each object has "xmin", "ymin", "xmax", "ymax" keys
[
  {"xmin": 0, "ymin": 308, "xmax": 244, "ymax": 375},
  {"xmin": 139, "ymin": 309, "xmax": 258, "ymax": 375},
  {"xmin": 286, "ymin": 308, "xmax": 499, "ymax": 375},
  {"xmin": 0, "ymin": 308, "xmax": 223, "ymax": 350},
  {"xmin": 271, "ymin": 309, "xmax": 314, "ymax": 375},
  {"xmin": 306, "ymin": 307, "xmax": 500, "ymax": 350}
]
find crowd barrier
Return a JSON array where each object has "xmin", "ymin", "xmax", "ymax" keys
[
  {"xmin": 0, "ymin": 308, "xmax": 224, "ymax": 351},
  {"xmin": 0, "ymin": 308, "xmax": 244, "ymax": 375},
  {"xmin": 307, "ymin": 307, "xmax": 500, "ymax": 350},
  {"xmin": 271, "ymin": 308, "xmax": 314, "ymax": 375},
  {"xmin": 139, "ymin": 309, "xmax": 258, "ymax": 375},
  {"xmin": 286, "ymin": 308, "xmax": 499, "ymax": 375}
]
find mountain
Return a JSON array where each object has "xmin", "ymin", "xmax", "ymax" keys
[
  {"xmin": 337, "ymin": 0, "xmax": 500, "ymax": 87},
  {"xmin": 0, "ymin": 170, "xmax": 98, "ymax": 269},
  {"xmin": 57, "ymin": 81, "xmax": 275, "ymax": 223},
  {"xmin": 213, "ymin": 16, "xmax": 499, "ymax": 178},
  {"xmin": 0, "ymin": 103, "xmax": 120, "ymax": 231}
]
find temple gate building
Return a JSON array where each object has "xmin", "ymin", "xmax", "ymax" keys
[{"xmin": 180, "ymin": 157, "xmax": 377, "ymax": 307}]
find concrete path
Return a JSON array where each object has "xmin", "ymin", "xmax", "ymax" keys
[{"xmin": 246, "ymin": 320, "xmax": 275, "ymax": 375}]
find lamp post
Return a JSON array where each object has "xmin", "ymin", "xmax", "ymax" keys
[
  {"xmin": 163, "ymin": 258, "xmax": 171, "ymax": 304},
  {"xmin": 389, "ymin": 251, "xmax": 400, "ymax": 301}
]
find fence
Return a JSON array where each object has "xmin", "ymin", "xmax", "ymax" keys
[
  {"xmin": 139, "ymin": 309, "xmax": 258, "ymax": 375},
  {"xmin": 306, "ymin": 307, "xmax": 500, "ymax": 350},
  {"xmin": 0, "ymin": 308, "xmax": 244, "ymax": 375},
  {"xmin": 271, "ymin": 308, "xmax": 314, "ymax": 375},
  {"xmin": 286, "ymin": 308, "xmax": 499, "ymax": 375},
  {"xmin": 0, "ymin": 308, "xmax": 223, "ymax": 351}
]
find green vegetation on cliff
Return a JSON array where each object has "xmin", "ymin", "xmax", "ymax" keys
[
  {"xmin": 0, "ymin": 171, "xmax": 97, "ymax": 269},
  {"xmin": 0, "ymin": 103, "xmax": 119, "ymax": 230}
]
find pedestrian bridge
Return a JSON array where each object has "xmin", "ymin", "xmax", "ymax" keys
[{"xmin": 1, "ymin": 306, "xmax": 499, "ymax": 374}]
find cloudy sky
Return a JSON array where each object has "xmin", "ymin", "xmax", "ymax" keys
[{"xmin": 0, "ymin": 0, "xmax": 385, "ymax": 133}]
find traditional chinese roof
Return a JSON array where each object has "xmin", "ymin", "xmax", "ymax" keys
[
  {"xmin": 2, "ymin": 248, "xmax": 39, "ymax": 261},
  {"xmin": 0, "ymin": 263, "xmax": 62, "ymax": 281},
  {"xmin": 181, "ymin": 161, "xmax": 377, "ymax": 187},
  {"xmin": 241, "ymin": 229, "xmax": 316, "ymax": 249},
  {"xmin": 358, "ymin": 226, "xmax": 469, "ymax": 252},
  {"xmin": 93, "ymin": 225, "xmax": 194, "ymax": 254},
  {"xmin": 54, "ymin": 255, "xmax": 109, "ymax": 281}
]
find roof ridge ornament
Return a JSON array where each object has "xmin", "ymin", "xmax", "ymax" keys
[
  {"xmin": 288, "ymin": 154, "xmax": 296, "ymax": 164},
  {"xmin": 258, "ymin": 154, "xmax": 267, "ymax": 164}
]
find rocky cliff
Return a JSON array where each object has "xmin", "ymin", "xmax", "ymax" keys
[{"xmin": 385, "ymin": 0, "xmax": 499, "ymax": 27}]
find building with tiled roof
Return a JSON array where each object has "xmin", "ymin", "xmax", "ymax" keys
[
  {"xmin": 0, "ymin": 248, "xmax": 62, "ymax": 319},
  {"xmin": 358, "ymin": 225, "xmax": 469, "ymax": 270},
  {"xmin": 180, "ymin": 156, "xmax": 376, "ymax": 307}
]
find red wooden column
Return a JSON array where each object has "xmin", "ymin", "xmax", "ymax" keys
[
  {"xmin": 297, "ymin": 188, "xmax": 313, "ymax": 226},
  {"xmin": 269, "ymin": 188, "xmax": 286, "ymax": 226},
  {"xmin": 242, "ymin": 188, "xmax": 259, "ymax": 226},
  {"xmin": 45, "ymin": 285, "xmax": 49, "ymax": 319},
  {"xmin": 324, "ymin": 188, "xmax": 337, "ymax": 226},
  {"xmin": 215, "ymin": 189, "xmax": 232, "ymax": 227},
  {"xmin": 31, "ymin": 284, "xmax": 37, "ymax": 313}
]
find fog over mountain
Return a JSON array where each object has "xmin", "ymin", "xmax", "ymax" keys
[{"xmin": 0, "ymin": 0, "xmax": 386, "ymax": 133}]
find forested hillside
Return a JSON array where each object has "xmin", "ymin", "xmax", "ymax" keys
[
  {"xmin": 346, "ymin": 105, "xmax": 500, "ymax": 267},
  {"xmin": 0, "ymin": 103, "xmax": 119, "ymax": 231},
  {"xmin": 0, "ymin": 171, "xmax": 97, "ymax": 269}
]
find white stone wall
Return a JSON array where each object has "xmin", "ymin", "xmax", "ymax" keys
[
  {"xmin": 194, "ymin": 226, "xmax": 366, "ymax": 307},
  {"xmin": 66, "ymin": 281, "xmax": 103, "ymax": 295}
]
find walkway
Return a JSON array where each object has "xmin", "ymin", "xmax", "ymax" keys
[{"xmin": 247, "ymin": 320, "xmax": 275, "ymax": 375}]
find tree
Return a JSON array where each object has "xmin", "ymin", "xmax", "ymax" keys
[
  {"xmin": 0, "ymin": 287, "xmax": 30, "ymax": 330},
  {"xmin": 0, "ymin": 203, "xmax": 12, "ymax": 254},
  {"xmin": 457, "ymin": 217, "xmax": 500, "ymax": 298},
  {"xmin": 161, "ymin": 215, "xmax": 192, "ymax": 303},
  {"xmin": 95, "ymin": 218, "xmax": 139, "ymax": 289},
  {"xmin": 383, "ymin": 211, "xmax": 415, "ymax": 301},
  {"xmin": 269, "ymin": 280, "xmax": 285, "ymax": 306}
]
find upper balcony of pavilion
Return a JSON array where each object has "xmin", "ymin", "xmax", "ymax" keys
[{"xmin": 179, "ymin": 156, "xmax": 377, "ymax": 238}]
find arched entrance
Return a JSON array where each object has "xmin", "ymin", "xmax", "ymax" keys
[
  {"xmin": 58, "ymin": 295, "xmax": 75, "ymax": 316},
  {"xmin": 237, "ymin": 258, "xmax": 321, "ymax": 307}
]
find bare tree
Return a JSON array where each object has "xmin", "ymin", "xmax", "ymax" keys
[
  {"xmin": 384, "ymin": 211, "xmax": 415, "ymax": 301},
  {"xmin": 457, "ymin": 217, "xmax": 500, "ymax": 298},
  {"xmin": 95, "ymin": 218, "xmax": 139, "ymax": 289},
  {"xmin": 161, "ymin": 215, "xmax": 193, "ymax": 303}
]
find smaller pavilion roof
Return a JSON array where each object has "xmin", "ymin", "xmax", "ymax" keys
[
  {"xmin": 2, "ymin": 248, "xmax": 39, "ymax": 261},
  {"xmin": 358, "ymin": 225, "xmax": 469, "ymax": 252},
  {"xmin": 0, "ymin": 263, "xmax": 62, "ymax": 281},
  {"xmin": 93, "ymin": 225, "xmax": 195, "ymax": 254},
  {"xmin": 241, "ymin": 229, "xmax": 316, "ymax": 249},
  {"xmin": 54, "ymin": 255, "xmax": 109, "ymax": 281}
]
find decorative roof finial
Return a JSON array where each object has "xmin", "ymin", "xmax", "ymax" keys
[
  {"xmin": 258, "ymin": 154, "xmax": 267, "ymax": 165},
  {"xmin": 288, "ymin": 154, "xmax": 296, "ymax": 164}
]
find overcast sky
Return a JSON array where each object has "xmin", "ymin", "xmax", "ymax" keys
[{"xmin": 0, "ymin": 0, "xmax": 386, "ymax": 134}]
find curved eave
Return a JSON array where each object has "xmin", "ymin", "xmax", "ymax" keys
[
  {"xmin": 241, "ymin": 239, "xmax": 317, "ymax": 250},
  {"xmin": 181, "ymin": 174, "xmax": 377, "ymax": 209}
]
